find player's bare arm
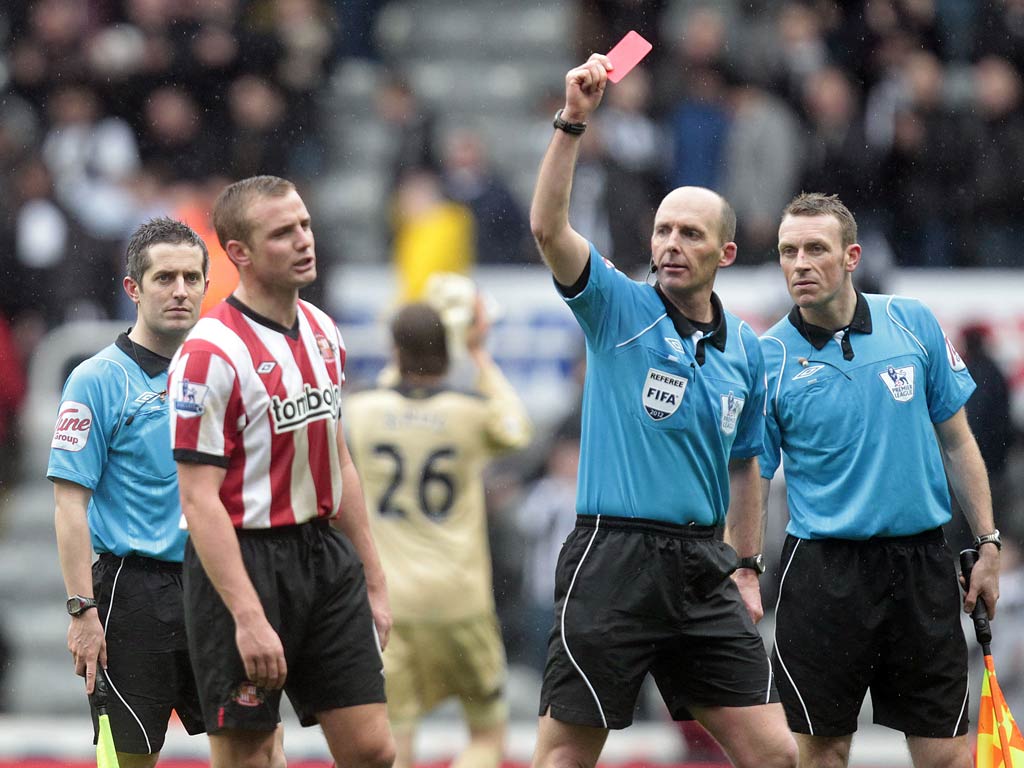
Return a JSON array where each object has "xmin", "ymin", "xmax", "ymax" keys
[
  {"xmin": 177, "ymin": 461, "xmax": 287, "ymax": 689},
  {"xmin": 935, "ymin": 407, "xmax": 1000, "ymax": 618},
  {"xmin": 725, "ymin": 457, "xmax": 766, "ymax": 623},
  {"xmin": 332, "ymin": 429, "xmax": 392, "ymax": 649},
  {"xmin": 529, "ymin": 54, "xmax": 613, "ymax": 286},
  {"xmin": 54, "ymin": 479, "xmax": 106, "ymax": 694}
]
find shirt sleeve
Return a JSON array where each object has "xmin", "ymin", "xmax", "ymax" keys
[
  {"xmin": 909, "ymin": 300, "xmax": 976, "ymax": 424},
  {"xmin": 169, "ymin": 345, "xmax": 242, "ymax": 467},
  {"xmin": 560, "ymin": 243, "xmax": 644, "ymax": 352},
  {"xmin": 47, "ymin": 358, "xmax": 121, "ymax": 489},
  {"xmin": 475, "ymin": 357, "xmax": 533, "ymax": 454},
  {"xmin": 729, "ymin": 323, "xmax": 767, "ymax": 459},
  {"xmin": 757, "ymin": 335, "xmax": 785, "ymax": 479}
]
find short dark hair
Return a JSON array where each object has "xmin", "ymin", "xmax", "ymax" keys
[
  {"xmin": 783, "ymin": 192, "xmax": 858, "ymax": 247},
  {"xmin": 391, "ymin": 303, "xmax": 449, "ymax": 378},
  {"xmin": 718, "ymin": 196, "xmax": 737, "ymax": 244},
  {"xmin": 212, "ymin": 175, "xmax": 295, "ymax": 249},
  {"xmin": 126, "ymin": 217, "xmax": 209, "ymax": 284}
]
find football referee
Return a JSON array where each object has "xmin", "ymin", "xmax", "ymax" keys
[
  {"xmin": 527, "ymin": 53, "xmax": 798, "ymax": 768},
  {"xmin": 760, "ymin": 192, "xmax": 1000, "ymax": 768}
]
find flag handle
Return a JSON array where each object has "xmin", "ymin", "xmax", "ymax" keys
[{"xmin": 960, "ymin": 548, "xmax": 993, "ymax": 654}]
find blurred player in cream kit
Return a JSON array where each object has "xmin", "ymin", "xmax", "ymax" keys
[
  {"xmin": 49, "ymin": 218, "xmax": 210, "ymax": 767},
  {"xmin": 168, "ymin": 175, "xmax": 395, "ymax": 768},
  {"xmin": 346, "ymin": 297, "xmax": 532, "ymax": 768},
  {"xmin": 527, "ymin": 54, "xmax": 797, "ymax": 768}
]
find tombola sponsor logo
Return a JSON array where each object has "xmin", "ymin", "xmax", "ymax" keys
[{"xmin": 269, "ymin": 383, "xmax": 341, "ymax": 433}]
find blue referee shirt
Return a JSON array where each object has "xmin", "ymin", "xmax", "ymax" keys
[
  {"xmin": 561, "ymin": 244, "xmax": 767, "ymax": 526},
  {"xmin": 47, "ymin": 333, "xmax": 187, "ymax": 562},
  {"xmin": 760, "ymin": 293, "xmax": 976, "ymax": 539}
]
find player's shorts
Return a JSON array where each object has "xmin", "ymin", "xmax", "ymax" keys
[
  {"xmin": 183, "ymin": 518, "xmax": 386, "ymax": 732},
  {"xmin": 539, "ymin": 515, "xmax": 778, "ymax": 730},
  {"xmin": 92, "ymin": 553, "xmax": 205, "ymax": 753},
  {"xmin": 384, "ymin": 614, "xmax": 508, "ymax": 730},
  {"xmin": 772, "ymin": 528, "xmax": 969, "ymax": 737}
]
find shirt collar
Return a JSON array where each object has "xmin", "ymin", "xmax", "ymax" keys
[
  {"xmin": 227, "ymin": 295, "xmax": 300, "ymax": 340},
  {"xmin": 116, "ymin": 331, "xmax": 172, "ymax": 378},
  {"xmin": 788, "ymin": 291, "xmax": 872, "ymax": 350},
  {"xmin": 655, "ymin": 285, "xmax": 728, "ymax": 357}
]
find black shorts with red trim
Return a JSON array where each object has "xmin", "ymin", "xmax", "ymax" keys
[
  {"xmin": 92, "ymin": 554, "xmax": 205, "ymax": 753},
  {"xmin": 183, "ymin": 519, "xmax": 386, "ymax": 732},
  {"xmin": 771, "ymin": 529, "xmax": 969, "ymax": 738},
  {"xmin": 539, "ymin": 514, "xmax": 778, "ymax": 730}
]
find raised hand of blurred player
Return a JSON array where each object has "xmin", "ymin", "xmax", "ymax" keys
[
  {"xmin": 235, "ymin": 613, "xmax": 287, "ymax": 690},
  {"xmin": 563, "ymin": 53, "xmax": 613, "ymax": 123},
  {"xmin": 68, "ymin": 610, "xmax": 107, "ymax": 695},
  {"xmin": 465, "ymin": 294, "xmax": 490, "ymax": 356}
]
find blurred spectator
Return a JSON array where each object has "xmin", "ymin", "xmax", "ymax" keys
[
  {"xmin": 573, "ymin": 0, "xmax": 668, "ymax": 61},
  {"xmin": 375, "ymin": 72, "xmax": 440, "ymax": 183},
  {"xmin": 664, "ymin": 6, "xmax": 731, "ymax": 191},
  {"xmin": 0, "ymin": 311, "xmax": 27, "ymax": 488},
  {"xmin": 967, "ymin": 56, "xmax": 1024, "ymax": 267},
  {"xmin": 138, "ymin": 85, "xmax": 224, "ymax": 181},
  {"xmin": 722, "ymin": 81, "xmax": 802, "ymax": 264},
  {"xmin": 961, "ymin": 324, "xmax": 1016, "ymax": 533},
  {"xmin": 392, "ymin": 169, "xmax": 474, "ymax": 302},
  {"xmin": 225, "ymin": 74, "xmax": 290, "ymax": 179},
  {"xmin": 441, "ymin": 128, "xmax": 531, "ymax": 265},
  {"xmin": 171, "ymin": 176, "xmax": 238, "ymax": 315},
  {"xmin": 597, "ymin": 68, "xmax": 667, "ymax": 273},
  {"xmin": 514, "ymin": 434, "xmax": 579, "ymax": 672},
  {"xmin": 798, "ymin": 67, "xmax": 882, "ymax": 221},
  {"xmin": 41, "ymin": 83, "xmax": 142, "ymax": 239},
  {"xmin": 567, "ymin": 125, "xmax": 613, "ymax": 259},
  {"xmin": 875, "ymin": 50, "xmax": 972, "ymax": 266}
]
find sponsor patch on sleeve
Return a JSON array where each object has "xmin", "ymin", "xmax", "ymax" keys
[
  {"xmin": 944, "ymin": 335, "xmax": 967, "ymax": 371},
  {"xmin": 173, "ymin": 378, "xmax": 209, "ymax": 417},
  {"xmin": 52, "ymin": 401, "xmax": 93, "ymax": 452}
]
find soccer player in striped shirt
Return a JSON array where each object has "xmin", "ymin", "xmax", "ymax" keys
[{"xmin": 169, "ymin": 176, "xmax": 395, "ymax": 768}]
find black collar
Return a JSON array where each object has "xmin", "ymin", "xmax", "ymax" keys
[
  {"xmin": 227, "ymin": 295, "xmax": 300, "ymax": 340},
  {"xmin": 655, "ymin": 286, "xmax": 727, "ymax": 365},
  {"xmin": 788, "ymin": 291, "xmax": 872, "ymax": 350},
  {"xmin": 116, "ymin": 332, "xmax": 172, "ymax": 378}
]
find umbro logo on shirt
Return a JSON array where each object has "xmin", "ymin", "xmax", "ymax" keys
[
  {"xmin": 257, "ymin": 362, "xmax": 276, "ymax": 374},
  {"xmin": 793, "ymin": 365, "xmax": 825, "ymax": 380}
]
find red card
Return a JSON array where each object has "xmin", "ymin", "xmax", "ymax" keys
[{"xmin": 606, "ymin": 30, "xmax": 653, "ymax": 83}]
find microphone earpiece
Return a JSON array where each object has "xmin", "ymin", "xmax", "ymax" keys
[{"xmin": 650, "ymin": 262, "xmax": 657, "ymax": 273}]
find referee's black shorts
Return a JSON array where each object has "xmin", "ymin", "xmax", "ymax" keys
[
  {"xmin": 92, "ymin": 553, "xmax": 204, "ymax": 753},
  {"xmin": 183, "ymin": 518, "xmax": 386, "ymax": 733},
  {"xmin": 772, "ymin": 529, "xmax": 969, "ymax": 738},
  {"xmin": 539, "ymin": 514, "xmax": 778, "ymax": 730}
]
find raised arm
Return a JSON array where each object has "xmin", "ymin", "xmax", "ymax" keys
[
  {"xmin": 529, "ymin": 54, "xmax": 612, "ymax": 286},
  {"xmin": 934, "ymin": 408, "xmax": 1000, "ymax": 618}
]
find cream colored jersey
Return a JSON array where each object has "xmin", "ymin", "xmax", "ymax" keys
[{"xmin": 346, "ymin": 358, "xmax": 532, "ymax": 622}]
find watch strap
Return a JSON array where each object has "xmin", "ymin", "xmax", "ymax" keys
[
  {"xmin": 737, "ymin": 554, "xmax": 765, "ymax": 575},
  {"xmin": 553, "ymin": 109, "xmax": 587, "ymax": 136},
  {"xmin": 67, "ymin": 595, "xmax": 98, "ymax": 616},
  {"xmin": 974, "ymin": 529, "xmax": 1002, "ymax": 551}
]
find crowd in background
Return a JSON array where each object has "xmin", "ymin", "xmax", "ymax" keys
[{"xmin": 0, "ymin": 0, "xmax": 1023, "ymax": 715}]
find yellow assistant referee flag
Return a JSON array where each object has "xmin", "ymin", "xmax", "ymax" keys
[
  {"xmin": 93, "ymin": 668, "xmax": 120, "ymax": 768},
  {"xmin": 977, "ymin": 654, "xmax": 1024, "ymax": 767}
]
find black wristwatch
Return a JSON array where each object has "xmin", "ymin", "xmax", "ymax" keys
[
  {"xmin": 553, "ymin": 109, "xmax": 587, "ymax": 136},
  {"xmin": 66, "ymin": 595, "xmax": 98, "ymax": 617},
  {"xmin": 736, "ymin": 554, "xmax": 766, "ymax": 576},
  {"xmin": 974, "ymin": 529, "xmax": 1002, "ymax": 551}
]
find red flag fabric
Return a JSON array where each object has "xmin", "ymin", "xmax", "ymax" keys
[{"xmin": 977, "ymin": 654, "xmax": 1024, "ymax": 767}]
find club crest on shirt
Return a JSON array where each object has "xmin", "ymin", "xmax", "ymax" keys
[
  {"xmin": 879, "ymin": 364, "xmax": 915, "ymax": 402},
  {"xmin": 315, "ymin": 333, "xmax": 336, "ymax": 363},
  {"xmin": 51, "ymin": 401, "xmax": 92, "ymax": 451},
  {"xmin": 944, "ymin": 335, "xmax": 966, "ymax": 371},
  {"xmin": 719, "ymin": 391, "xmax": 745, "ymax": 435},
  {"xmin": 232, "ymin": 682, "xmax": 264, "ymax": 707},
  {"xmin": 174, "ymin": 378, "xmax": 209, "ymax": 416},
  {"xmin": 643, "ymin": 367, "xmax": 687, "ymax": 420}
]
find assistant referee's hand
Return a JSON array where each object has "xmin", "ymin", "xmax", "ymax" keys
[
  {"xmin": 732, "ymin": 570, "xmax": 765, "ymax": 624},
  {"xmin": 965, "ymin": 545, "xmax": 1001, "ymax": 621},
  {"xmin": 68, "ymin": 611, "xmax": 107, "ymax": 695}
]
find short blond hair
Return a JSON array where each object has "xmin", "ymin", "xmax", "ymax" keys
[
  {"xmin": 212, "ymin": 175, "xmax": 295, "ymax": 249},
  {"xmin": 783, "ymin": 192, "xmax": 858, "ymax": 247}
]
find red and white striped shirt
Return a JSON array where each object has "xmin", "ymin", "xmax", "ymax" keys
[{"xmin": 169, "ymin": 296, "xmax": 347, "ymax": 529}]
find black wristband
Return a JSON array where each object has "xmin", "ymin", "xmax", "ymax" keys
[{"xmin": 553, "ymin": 109, "xmax": 587, "ymax": 135}]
